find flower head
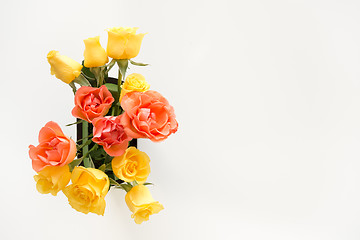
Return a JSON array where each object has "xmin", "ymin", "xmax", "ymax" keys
[
  {"xmin": 29, "ymin": 121, "xmax": 76, "ymax": 172},
  {"xmin": 34, "ymin": 165, "xmax": 71, "ymax": 196},
  {"xmin": 121, "ymin": 90, "xmax": 178, "ymax": 142},
  {"xmin": 112, "ymin": 147, "xmax": 150, "ymax": 184},
  {"xmin": 63, "ymin": 167, "xmax": 110, "ymax": 215},
  {"xmin": 125, "ymin": 184, "xmax": 164, "ymax": 224},
  {"xmin": 106, "ymin": 27, "xmax": 146, "ymax": 59},
  {"xmin": 71, "ymin": 85, "xmax": 114, "ymax": 122},
  {"xmin": 47, "ymin": 50, "xmax": 82, "ymax": 84},
  {"xmin": 83, "ymin": 36, "xmax": 108, "ymax": 67},
  {"xmin": 92, "ymin": 116, "xmax": 132, "ymax": 156}
]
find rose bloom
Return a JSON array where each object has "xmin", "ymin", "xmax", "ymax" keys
[
  {"xmin": 29, "ymin": 121, "xmax": 76, "ymax": 172},
  {"xmin": 83, "ymin": 36, "xmax": 108, "ymax": 68},
  {"xmin": 63, "ymin": 167, "xmax": 109, "ymax": 215},
  {"xmin": 92, "ymin": 116, "xmax": 132, "ymax": 156},
  {"xmin": 47, "ymin": 50, "xmax": 83, "ymax": 84},
  {"xmin": 34, "ymin": 165, "xmax": 71, "ymax": 196},
  {"xmin": 106, "ymin": 27, "xmax": 146, "ymax": 59},
  {"xmin": 120, "ymin": 90, "xmax": 178, "ymax": 142},
  {"xmin": 120, "ymin": 73, "xmax": 150, "ymax": 102},
  {"xmin": 125, "ymin": 184, "xmax": 164, "ymax": 224},
  {"xmin": 72, "ymin": 85, "xmax": 114, "ymax": 122},
  {"xmin": 112, "ymin": 147, "xmax": 150, "ymax": 184}
]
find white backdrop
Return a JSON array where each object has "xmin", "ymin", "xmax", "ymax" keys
[{"xmin": 1, "ymin": 0, "xmax": 360, "ymax": 239}]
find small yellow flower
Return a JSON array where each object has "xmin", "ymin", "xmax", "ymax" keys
[
  {"xmin": 63, "ymin": 167, "xmax": 109, "ymax": 215},
  {"xmin": 112, "ymin": 147, "xmax": 150, "ymax": 184},
  {"xmin": 120, "ymin": 73, "xmax": 150, "ymax": 101},
  {"xmin": 106, "ymin": 27, "xmax": 146, "ymax": 59},
  {"xmin": 33, "ymin": 165, "xmax": 71, "ymax": 196},
  {"xmin": 47, "ymin": 50, "xmax": 83, "ymax": 84},
  {"xmin": 125, "ymin": 184, "xmax": 164, "ymax": 224},
  {"xmin": 83, "ymin": 36, "xmax": 108, "ymax": 67}
]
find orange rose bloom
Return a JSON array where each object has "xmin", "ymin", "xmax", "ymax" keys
[
  {"xmin": 120, "ymin": 91, "xmax": 178, "ymax": 142},
  {"xmin": 72, "ymin": 85, "xmax": 114, "ymax": 122},
  {"xmin": 92, "ymin": 116, "xmax": 132, "ymax": 156},
  {"xmin": 29, "ymin": 121, "xmax": 76, "ymax": 172}
]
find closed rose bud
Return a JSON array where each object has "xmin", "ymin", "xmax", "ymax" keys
[
  {"xmin": 120, "ymin": 73, "xmax": 150, "ymax": 102},
  {"xmin": 47, "ymin": 50, "xmax": 83, "ymax": 84},
  {"xmin": 106, "ymin": 27, "xmax": 146, "ymax": 59},
  {"xmin": 125, "ymin": 184, "xmax": 164, "ymax": 224},
  {"xmin": 83, "ymin": 36, "xmax": 108, "ymax": 67},
  {"xmin": 112, "ymin": 147, "xmax": 151, "ymax": 184},
  {"xmin": 33, "ymin": 165, "xmax": 71, "ymax": 196}
]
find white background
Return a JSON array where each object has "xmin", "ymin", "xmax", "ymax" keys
[{"xmin": 1, "ymin": 0, "xmax": 360, "ymax": 239}]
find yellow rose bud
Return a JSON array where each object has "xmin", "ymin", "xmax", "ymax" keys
[
  {"xmin": 47, "ymin": 50, "xmax": 83, "ymax": 84},
  {"xmin": 33, "ymin": 165, "xmax": 71, "ymax": 196},
  {"xmin": 83, "ymin": 36, "xmax": 108, "ymax": 67},
  {"xmin": 106, "ymin": 27, "xmax": 146, "ymax": 59},
  {"xmin": 120, "ymin": 73, "xmax": 150, "ymax": 101},
  {"xmin": 125, "ymin": 184, "xmax": 164, "ymax": 224},
  {"xmin": 112, "ymin": 147, "xmax": 150, "ymax": 184},
  {"xmin": 63, "ymin": 167, "xmax": 110, "ymax": 215}
]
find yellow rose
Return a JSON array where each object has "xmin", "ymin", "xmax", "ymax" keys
[
  {"xmin": 33, "ymin": 165, "xmax": 71, "ymax": 196},
  {"xmin": 112, "ymin": 147, "xmax": 150, "ymax": 183},
  {"xmin": 63, "ymin": 167, "xmax": 110, "ymax": 215},
  {"xmin": 47, "ymin": 50, "xmax": 83, "ymax": 84},
  {"xmin": 83, "ymin": 36, "xmax": 108, "ymax": 67},
  {"xmin": 120, "ymin": 73, "xmax": 150, "ymax": 101},
  {"xmin": 106, "ymin": 27, "xmax": 146, "ymax": 59},
  {"xmin": 125, "ymin": 184, "xmax": 164, "ymax": 224}
]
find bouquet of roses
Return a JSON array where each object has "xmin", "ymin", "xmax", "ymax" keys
[{"xmin": 28, "ymin": 27, "xmax": 178, "ymax": 224}]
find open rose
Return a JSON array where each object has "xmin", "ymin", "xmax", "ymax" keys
[
  {"xmin": 63, "ymin": 166, "xmax": 109, "ymax": 215},
  {"xmin": 120, "ymin": 90, "xmax": 178, "ymax": 142},
  {"xmin": 72, "ymin": 85, "xmax": 114, "ymax": 122},
  {"xmin": 29, "ymin": 121, "xmax": 76, "ymax": 172},
  {"xmin": 92, "ymin": 116, "xmax": 131, "ymax": 156}
]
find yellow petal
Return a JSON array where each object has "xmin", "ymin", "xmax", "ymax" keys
[
  {"xmin": 47, "ymin": 51, "xmax": 82, "ymax": 84},
  {"xmin": 83, "ymin": 36, "xmax": 108, "ymax": 67}
]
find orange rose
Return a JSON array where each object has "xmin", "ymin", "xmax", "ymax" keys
[
  {"xmin": 120, "ymin": 91, "xmax": 178, "ymax": 142},
  {"xmin": 71, "ymin": 85, "xmax": 114, "ymax": 122},
  {"xmin": 29, "ymin": 121, "xmax": 76, "ymax": 172},
  {"xmin": 92, "ymin": 116, "xmax": 132, "ymax": 156}
]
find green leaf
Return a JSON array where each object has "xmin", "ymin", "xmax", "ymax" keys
[
  {"xmin": 109, "ymin": 178, "xmax": 133, "ymax": 192},
  {"xmin": 117, "ymin": 59, "xmax": 129, "ymax": 81},
  {"xmin": 104, "ymin": 154, "xmax": 113, "ymax": 164},
  {"xmin": 88, "ymin": 155, "xmax": 95, "ymax": 168},
  {"xmin": 143, "ymin": 182, "xmax": 154, "ymax": 186},
  {"xmin": 105, "ymin": 163, "xmax": 113, "ymax": 171},
  {"xmin": 98, "ymin": 164, "xmax": 106, "ymax": 172},
  {"xmin": 81, "ymin": 60, "xmax": 95, "ymax": 79},
  {"xmin": 76, "ymin": 133, "xmax": 93, "ymax": 143},
  {"xmin": 76, "ymin": 138, "xmax": 92, "ymax": 150},
  {"xmin": 68, "ymin": 158, "xmax": 83, "ymax": 171},
  {"xmin": 74, "ymin": 74, "xmax": 91, "ymax": 86},
  {"xmin": 69, "ymin": 82, "xmax": 77, "ymax": 94},
  {"xmin": 66, "ymin": 120, "xmax": 84, "ymax": 127},
  {"xmin": 104, "ymin": 83, "xmax": 119, "ymax": 102},
  {"xmin": 130, "ymin": 60, "xmax": 149, "ymax": 66}
]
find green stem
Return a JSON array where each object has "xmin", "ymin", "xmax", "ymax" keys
[
  {"xmin": 117, "ymin": 69, "xmax": 123, "ymax": 115},
  {"xmin": 76, "ymin": 133, "xmax": 93, "ymax": 143},
  {"xmin": 82, "ymin": 121, "xmax": 89, "ymax": 155},
  {"xmin": 105, "ymin": 59, "xmax": 116, "ymax": 74}
]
